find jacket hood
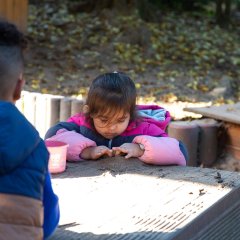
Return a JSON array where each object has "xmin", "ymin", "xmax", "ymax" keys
[
  {"xmin": 136, "ymin": 105, "xmax": 171, "ymax": 131},
  {"xmin": 0, "ymin": 101, "xmax": 40, "ymax": 175}
]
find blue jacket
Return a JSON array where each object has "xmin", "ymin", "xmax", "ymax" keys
[{"xmin": 0, "ymin": 101, "xmax": 59, "ymax": 239}]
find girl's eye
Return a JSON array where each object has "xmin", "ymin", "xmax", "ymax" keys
[
  {"xmin": 118, "ymin": 119, "xmax": 126, "ymax": 123},
  {"xmin": 100, "ymin": 119, "xmax": 108, "ymax": 123}
]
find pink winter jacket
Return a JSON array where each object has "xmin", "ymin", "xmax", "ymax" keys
[{"xmin": 45, "ymin": 105, "xmax": 187, "ymax": 166}]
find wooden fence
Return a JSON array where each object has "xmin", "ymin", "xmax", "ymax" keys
[
  {"xmin": 0, "ymin": 0, "xmax": 28, "ymax": 32},
  {"xmin": 16, "ymin": 91, "xmax": 85, "ymax": 138}
]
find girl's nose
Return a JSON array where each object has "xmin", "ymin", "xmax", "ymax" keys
[{"xmin": 109, "ymin": 124, "xmax": 117, "ymax": 130}]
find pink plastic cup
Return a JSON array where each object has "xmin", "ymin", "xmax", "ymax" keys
[{"xmin": 45, "ymin": 140, "xmax": 68, "ymax": 174}]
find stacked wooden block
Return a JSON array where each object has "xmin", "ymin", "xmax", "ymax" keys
[
  {"xmin": 167, "ymin": 119, "xmax": 219, "ymax": 167},
  {"xmin": 184, "ymin": 103, "xmax": 240, "ymax": 163},
  {"xmin": 16, "ymin": 91, "xmax": 85, "ymax": 137},
  {"xmin": 225, "ymin": 123, "xmax": 240, "ymax": 160}
]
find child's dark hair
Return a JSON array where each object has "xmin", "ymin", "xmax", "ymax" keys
[
  {"xmin": 0, "ymin": 20, "xmax": 27, "ymax": 98},
  {"xmin": 85, "ymin": 72, "xmax": 137, "ymax": 123}
]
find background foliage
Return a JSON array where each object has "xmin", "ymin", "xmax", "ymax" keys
[{"xmin": 25, "ymin": 0, "xmax": 240, "ymax": 104}]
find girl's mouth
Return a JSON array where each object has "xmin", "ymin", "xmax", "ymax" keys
[{"xmin": 104, "ymin": 133, "xmax": 116, "ymax": 138}]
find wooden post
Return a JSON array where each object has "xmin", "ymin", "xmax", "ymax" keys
[
  {"xmin": 22, "ymin": 91, "xmax": 37, "ymax": 126},
  {"xmin": 60, "ymin": 98, "xmax": 72, "ymax": 121},
  {"xmin": 71, "ymin": 99, "xmax": 85, "ymax": 116},
  {"xmin": 46, "ymin": 95, "xmax": 63, "ymax": 128},
  {"xmin": 225, "ymin": 123, "xmax": 240, "ymax": 160},
  {"xmin": 168, "ymin": 121, "xmax": 199, "ymax": 167},
  {"xmin": 192, "ymin": 119, "xmax": 218, "ymax": 167},
  {"xmin": 0, "ymin": 0, "xmax": 28, "ymax": 32},
  {"xmin": 35, "ymin": 93, "xmax": 47, "ymax": 138}
]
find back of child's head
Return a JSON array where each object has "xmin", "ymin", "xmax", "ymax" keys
[
  {"xmin": 0, "ymin": 20, "xmax": 27, "ymax": 99},
  {"xmin": 85, "ymin": 72, "xmax": 137, "ymax": 121}
]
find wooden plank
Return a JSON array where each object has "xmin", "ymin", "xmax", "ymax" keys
[
  {"xmin": 184, "ymin": 102, "xmax": 240, "ymax": 125},
  {"xmin": 0, "ymin": 1, "xmax": 7, "ymax": 18},
  {"xmin": 6, "ymin": 0, "xmax": 13, "ymax": 20},
  {"xmin": 50, "ymin": 157, "xmax": 240, "ymax": 240},
  {"xmin": 0, "ymin": 0, "xmax": 28, "ymax": 32},
  {"xmin": 15, "ymin": 0, "xmax": 28, "ymax": 32}
]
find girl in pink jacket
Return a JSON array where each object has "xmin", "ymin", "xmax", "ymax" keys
[{"xmin": 45, "ymin": 72, "xmax": 187, "ymax": 166}]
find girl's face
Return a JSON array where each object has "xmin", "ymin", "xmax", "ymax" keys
[{"xmin": 92, "ymin": 110, "xmax": 130, "ymax": 139}]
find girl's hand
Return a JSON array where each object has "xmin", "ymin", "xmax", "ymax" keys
[
  {"xmin": 112, "ymin": 143, "xmax": 144, "ymax": 159},
  {"xmin": 81, "ymin": 146, "xmax": 113, "ymax": 160}
]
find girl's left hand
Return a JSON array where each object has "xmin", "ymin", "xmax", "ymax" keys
[{"xmin": 112, "ymin": 143, "xmax": 144, "ymax": 159}]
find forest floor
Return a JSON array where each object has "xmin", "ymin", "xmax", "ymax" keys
[{"xmin": 24, "ymin": 1, "xmax": 240, "ymax": 171}]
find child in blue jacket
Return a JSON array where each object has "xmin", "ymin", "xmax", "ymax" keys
[{"xmin": 0, "ymin": 20, "xmax": 59, "ymax": 239}]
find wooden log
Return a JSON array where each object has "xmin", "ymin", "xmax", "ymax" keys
[
  {"xmin": 225, "ymin": 123, "xmax": 240, "ymax": 160},
  {"xmin": 46, "ymin": 95, "xmax": 62, "ymax": 129},
  {"xmin": 192, "ymin": 119, "xmax": 219, "ymax": 167},
  {"xmin": 168, "ymin": 121, "xmax": 199, "ymax": 166},
  {"xmin": 60, "ymin": 98, "xmax": 72, "ymax": 121},
  {"xmin": 21, "ymin": 91, "xmax": 37, "ymax": 126},
  {"xmin": 35, "ymin": 93, "xmax": 47, "ymax": 138},
  {"xmin": 71, "ymin": 99, "xmax": 85, "ymax": 116}
]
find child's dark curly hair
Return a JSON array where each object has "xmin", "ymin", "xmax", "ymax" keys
[
  {"xmin": 0, "ymin": 20, "xmax": 27, "ymax": 99},
  {"xmin": 0, "ymin": 20, "xmax": 27, "ymax": 49}
]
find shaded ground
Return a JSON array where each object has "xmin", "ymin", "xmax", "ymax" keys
[{"xmin": 24, "ymin": 1, "xmax": 240, "ymax": 106}]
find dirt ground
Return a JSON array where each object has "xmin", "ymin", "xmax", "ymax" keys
[{"xmin": 24, "ymin": 1, "xmax": 240, "ymax": 104}]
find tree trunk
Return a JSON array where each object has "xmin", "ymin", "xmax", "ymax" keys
[
  {"xmin": 216, "ymin": 0, "xmax": 232, "ymax": 27},
  {"xmin": 94, "ymin": 0, "xmax": 136, "ymax": 14},
  {"xmin": 69, "ymin": 0, "xmax": 136, "ymax": 15},
  {"xmin": 137, "ymin": 0, "xmax": 162, "ymax": 22}
]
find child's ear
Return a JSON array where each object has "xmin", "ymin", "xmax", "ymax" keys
[
  {"xmin": 13, "ymin": 74, "xmax": 25, "ymax": 101},
  {"xmin": 83, "ymin": 105, "xmax": 89, "ymax": 114}
]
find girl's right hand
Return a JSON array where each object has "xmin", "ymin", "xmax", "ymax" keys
[
  {"xmin": 80, "ymin": 146, "xmax": 113, "ymax": 160},
  {"xmin": 112, "ymin": 143, "xmax": 144, "ymax": 159}
]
